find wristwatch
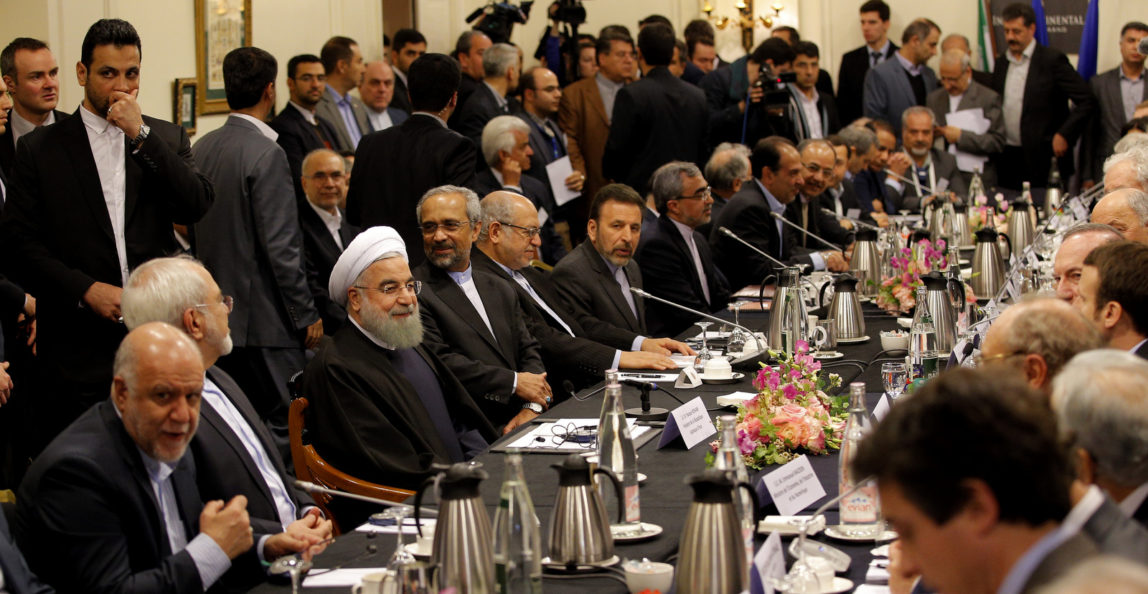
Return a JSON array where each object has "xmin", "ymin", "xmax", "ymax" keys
[
  {"xmin": 130, "ymin": 123, "xmax": 151, "ymax": 151},
  {"xmin": 522, "ymin": 402, "xmax": 544, "ymax": 414}
]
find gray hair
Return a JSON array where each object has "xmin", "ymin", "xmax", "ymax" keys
[
  {"xmin": 650, "ymin": 161, "xmax": 702, "ymax": 214},
  {"xmin": 838, "ymin": 125, "xmax": 877, "ymax": 155},
  {"xmin": 1113, "ymin": 134, "xmax": 1148, "ymax": 155},
  {"xmin": 901, "ymin": 105, "xmax": 936, "ymax": 129},
  {"xmin": 416, "ymin": 185, "xmax": 482, "ymax": 223},
  {"xmin": 1062, "ymin": 222, "xmax": 1124, "ymax": 243},
  {"xmin": 482, "ymin": 43, "xmax": 518, "ymax": 78},
  {"xmin": 481, "ymin": 115, "xmax": 530, "ymax": 168},
  {"xmin": 1052, "ymin": 350, "xmax": 1148, "ymax": 487},
  {"xmin": 939, "ymin": 48, "xmax": 971, "ymax": 70},
  {"xmin": 1099, "ymin": 188, "xmax": 1148, "ymax": 225},
  {"xmin": 705, "ymin": 144, "xmax": 751, "ymax": 192},
  {"xmin": 477, "ymin": 191, "xmax": 528, "ymax": 242},
  {"xmin": 994, "ymin": 297, "xmax": 1104, "ymax": 380},
  {"xmin": 1103, "ymin": 146, "xmax": 1148, "ymax": 193},
  {"xmin": 122, "ymin": 256, "xmax": 210, "ymax": 330}
]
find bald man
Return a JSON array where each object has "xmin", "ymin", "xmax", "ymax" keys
[
  {"xmin": 926, "ymin": 48, "xmax": 1005, "ymax": 191},
  {"xmin": 978, "ymin": 297, "xmax": 1103, "ymax": 393},
  {"xmin": 939, "ymin": 34, "xmax": 994, "ymax": 87},
  {"xmin": 358, "ymin": 61, "xmax": 408, "ymax": 131},
  {"xmin": 1053, "ymin": 223, "xmax": 1124, "ymax": 303},
  {"xmin": 1091, "ymin": 189, "xmax": 1148, "ymax": 244}
]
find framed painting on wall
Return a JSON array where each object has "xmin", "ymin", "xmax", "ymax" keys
[
  {"xmin": 194, "ymin": 0, "xmax": 252, "ymax": 114},
  {"xmin": 173, "ymin": 77, "xmax": 197, "ymax": 135}
]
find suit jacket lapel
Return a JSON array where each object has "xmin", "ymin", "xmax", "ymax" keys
[
  {"xmin": 101, "ymin": 403, "xmax": 169, "ymax": 555},
  {"xmin": 1105, "ymin": 73, "xmax": 1125, "ymax": 122},
  {"xmin": 428, "ymin": 267, "xmax": 505, "ymax": 358},
  {"xmin": 584, "ymin": 243, "xmax": 640, "ymax": 331},
  {"xmin": 585, "ymin": 79, "xmax": 610, "ymax": 129},
  {"xmin": 170, "ymin": 456, "xmax": 202, "ymax": 539},
  {"xmin": 662, "ymin": 216, "xmax": 706, "ymax": 300},
  {"xmin": 473, "ymin": 271, "xmax": 517, "ymax": 364},
  {"xmin": 124, "ymin": 134, "xmax": 142, "ymax": 226},
  {"xmin": 62, "ymin": 112, "xmax": 116, "ymax": 243}
]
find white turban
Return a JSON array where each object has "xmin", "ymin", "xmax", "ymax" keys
[{"xmin": 328, "ymin": 226, "xmax": 409, "ymax": 307}]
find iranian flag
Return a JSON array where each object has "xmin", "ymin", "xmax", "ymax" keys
[{"xmin": 978, "ymin": 0, "xmax": 994, "ymax": 72}]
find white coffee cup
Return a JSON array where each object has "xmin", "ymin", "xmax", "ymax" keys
[
  {"xmin": 806, "ymin": 556, "xmax": 836, "ymax": 589},
  {"xmin": 352, "ymin": 571, "xmax": 391, "ymax": 594},
  {"xmin": 414, "ymin": 523, "xmax": 435, "ymax": 556},
  {"xmin": 623, "ymin": 560, "xmax": 674, "ymax": 593},
  {"xmin": 703, "ymin": 356, "xmax": 732, "ymax": 379}
]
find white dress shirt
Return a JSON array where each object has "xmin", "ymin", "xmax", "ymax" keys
[
  {"xmin": 669, "ymin": 217, "xmax": 711, "ymax": 304},
  {"xmin": 948, "ymin": 92, "xmax": 964, "ymax": 114},
  {"xmin": 10, "ymin": 109, "xmax": 55, "ymax": 148},
  {"xmin": 79, "ymin": 105, "xmax": 130, "ymax": 285},
  {"xmin": 446, "ymin": 264, "xmax": 497, "ymax": 341},
  {"xmin": 1003, "ymin": 39, "xmax": 1036, "ymax": 146},
  {"xmin": 308, "ymin": 201, "xmax": 344, "ymax": 250},
  {"xmin": 289, "ymin": 101, "xmax": 317, "ymax": 125},
  {"xmin": 1120, "ymin": 481, "xmax": 1148, "ymax": 517},
  {"xmin": 366, "ymin": 107, "xmax": 394, "ymax": 131},
  {"xmin": 795, "ymin": 88, "xmax": 823, "ymax": 139},
  {"xmin": 230, "ymin": 113, "xmax": 278, "ymax": 142}
]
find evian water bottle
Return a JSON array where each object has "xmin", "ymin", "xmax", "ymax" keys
[{"xmin": 838, "ymin": 382, "xmax": 881, "ymax": 537}]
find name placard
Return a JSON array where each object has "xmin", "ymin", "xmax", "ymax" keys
[
  {"xmin": 675, "ymin": 366, "xmax": 702, "ymax": 389},
  {"xmin": 872, "ymin": 394, "xmax": 891, "ymax": 423},
  {"xmin": 750, "ymin": 531, "xmax": 787, "ymax": 594},
  {"xmin": 656, "ymin": 396, "xmax": 716, "ymax": 450},
  {"xmin": 762, "ymin": 455, "xmax": 827, "ymax": 516}
]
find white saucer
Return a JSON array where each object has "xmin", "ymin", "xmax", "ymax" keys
[
  {"xmin": 820, "ymin": 577, "xmax": 855, "ymax": 594},
  {"xmin": 610, "ymin": 522, "xmax": 663, "ymax": 542},
  {"xmin": 542, "ymin": 554, "xmax": 620, "ymax": 570},
  {"xmin": 823, "ymin": 525, "xmax": 898, "ymax": 542},
  {"xmin": 402, "ymin": 543, "xmax": 432, "ymax": 559},
  {"xmin": 701, "ymin": 372, "xmax": 745, "ymax": 384},
  {"xmin": 837, "ymin": 335, "xmax": 870, "ymax": 344},
  {"xmin": 813, "ymin": 351, "xmax": 844, "ymax": 360}
]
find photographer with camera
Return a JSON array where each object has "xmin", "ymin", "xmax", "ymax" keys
[{"xmin": 699, "ymin": 37, "xmax": 796, "ymax": 150}]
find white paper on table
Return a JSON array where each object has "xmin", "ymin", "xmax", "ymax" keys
[
  {"xmin": 716, "ymin": 391, "xmax": 757, "ymax": 407},
  {"xmin": 355, "ymin": 518, "xmax": 435, "ymax": 534},
  {"xmin": 945, "ymin": 108, "xmax": 991, "ymax": 174},
  {"xmin": 537, "ymin": 207, "xmax": 549, "ymax": 226},
  {"xmin": 545, "ymin": 156, "xmax": 581, "ymax": 207},
  {"xmin": 301, "ymin": 567, "xmax": 387, "ymax": 587},
  {"xmin": 854, "ymin": 584, "xmax": 893, "ymax": 594}
]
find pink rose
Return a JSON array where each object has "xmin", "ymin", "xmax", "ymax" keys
[
  {"xmin": 738, "ymin": 429, "xmax": 758, "ymax": 454},
  {"xmin": 782, "ymin": 384, "xmax": 798, "ymax": 400}
]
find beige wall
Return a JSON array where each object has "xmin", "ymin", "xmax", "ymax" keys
[
  {"xmin": 0, "ymin": 0, "xmax": 384, "ymax": 142},
  {"xmin": 0, "ymin": 0, "xmax": 1138, "ymax": 142}
]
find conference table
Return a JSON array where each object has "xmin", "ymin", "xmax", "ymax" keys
[{"xmin": 255, "ymin": 301, "xmax": 910, "ymax": 593}]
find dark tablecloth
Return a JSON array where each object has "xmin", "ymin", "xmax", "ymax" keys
[{"xmin": 253, "ymin": 303, "xmax": 906, "ymax": 593}]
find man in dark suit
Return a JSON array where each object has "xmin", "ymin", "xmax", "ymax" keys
[
  {"xmin": 346, "ymin": 53, "xmax": 477, "ymax": 267},
  {"xmin": 0, "ymin": 511, "xmax": 51, "ymax": 594},
  {"xmin": 709, "ymin": 137, "xmax": 847, "ymax": 292},
  {"xmin": 853, "ymin": 120, "xmax": 910, "ymax": 215},
  {"xmin": 121, "ymin": 257, "xmax": 333, "ymax": 591},
  {"xmin": 0, "ymin": 19, "xmax": 214, "ymax": 447},
  {"xmin": 316, "ymin": 36, "xmax": 370, "ymax": 152},
  {"xmin": 699, "ymin": 38, "xmax": 795, "ymax": 151},
  {"xmin": 453, "ymin": 43, "xmax": 519, "ymax": 146},
  {"xmin": 791, "ymin": 140, "xmax": 855, "ymax": 250},
  {"xmin": 15, "ymin": 324, "xmax": 260, "ymax": 593},
  {"xmin": 518, "ymin": 66, "xmax": 585, "ymax": 239},
  {"xmin": 1082, "ymin": 22, "xmax": 1148, "ymax": 187},
  {"xmin": 787, "ymin": 41, "xmax": 840, "ymax": 142},
  {"xmin": 927, "ymin": 49, "xmax": 1005, "ymax": 191},
  {"xmin": 634, "ymin": 162, "xmax": 731, "ymax": 337},
  {"xmin": 412, "ymin": 186, "xmax": 551, "ymax": 434},
  {"xmin": 822, "ymin": 137, "xmax": 867, "ymax": 230},
  {"xmin": 837, "ymin": 0, "xmax": 898, "ymax": 126},
  {"xmin": 853, "ymin": 369, "xmax": 1096, "ymax": 594},
  {"xmin": 552, "ymin": 184, "xmax": 694, "ymax": 356},
  {"xmin": 359, "ymin": 61, "xmax": 410, "ymax": 132},
  {"xmin": 388, "ymin": 29, "xmax": 428, "ymax": 116},
  {"xmin": 993, "ymin": 2, "xmax": 1096, "ymax": 192},
  {"xmin": 0, "ymin": 38, "xmax": 66, "ymax": 175},
  {"xmin": 473, "ymin": 115, "xmax": 566, "ymax": 264},
  {"xmin": 1077, "ymin": 240, "xmax": 1148, "ymax": 358},
  {"xmin": 887, "ymin": 107, "xmax": 969, "ymax": 213},
  {"xmin": 298, "ymin": 149, "xmax": 359, "ymax": 335},
  {"xmin": 270, "ymin": 54, "xmax": 342, "ymax": 203},
  {"xmin": 699, "ymin": 143, "xmax": 752, "ymax": 237},
  {"xmin": 863, "ymin": 19, "xmax": 940, "ymax": 136},
  {"xmin": 192, "ymin": 47, "xmax": 322, "ymax": 460},
  {"xmin": 450, "ymin": 30, "xmax": 493, "ymax": 129},
  {"xmin": 603, "ymin": 23, "xmax": 708, "ymax": 195}
]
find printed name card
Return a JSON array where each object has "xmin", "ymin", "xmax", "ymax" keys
[
  {"xmin": 675, "ymin": 366, "xmax": 702, "ymax": 389},
  {"xmin": 656, "ymin": 396, "xmax": 716, "ymax": 450},
  {"xmin": 750, "ymin": 531, "xmax": 787, "ymax": 594},
  {"xmin": 762, "ymin": 455, "xmax": 827, "ymax": 516},
  {"xmin": 872, "ymin": 394, "xmax": 891, "ymax": 423}
]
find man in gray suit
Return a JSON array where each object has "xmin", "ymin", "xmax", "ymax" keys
[
  {"xmin": 886, "ymin": 107, "xmax": 968, "ymax": 212},
  {"xmin": 927, "ymin": 49, "xmax": 1005, "ymax": 191},
  {"xmin": 316, "ymin": 36, "xmax": 371, "ymax": 151},
  {"xmin": 192, "ymin": 47, "xmax": 322, "ymax": 460},
  {"xmin": 1053, "ymin": 350, "xmax": 1148, "ymax": 558},
  {"xmin": 863, "ymin": 19, "xmax": 940, "ymax": 135},
  {"xmin": 1083, "ymin": 22, "xmax": 1148, "ymax": 187}
]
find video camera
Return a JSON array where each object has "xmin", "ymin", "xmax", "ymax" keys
[
  {"xmin": 466, "ymin": 1, "xmax": 534, "ymax": 44},
  {"xmin": 753, "ymin": 62, "xmax": 797, "ymax": 113},
  {"xmin": 550, "ymin": 0, "xmax": 587, "ymax": 27}
]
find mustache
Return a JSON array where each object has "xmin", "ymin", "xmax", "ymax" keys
[{"xmin": 390, "ymin": 304, "xmax": 417, "ymax": 317}]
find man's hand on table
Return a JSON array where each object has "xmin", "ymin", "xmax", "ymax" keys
[
  {"xmin": 503, "ymin": 408, "xmax": 539, "ymax": 435},
  {"xmin": 264, "ymin": 511, "xmax": 334, "ymax": 560},
  {"xmin": 619, "ymin": 351, "xmax": 676, "ymax": 370},
  {"xmin": 641, "ymin": 337, "xmax": 696, "ymax": 356}
]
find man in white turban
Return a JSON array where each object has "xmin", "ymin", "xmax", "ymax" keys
[{"xmin": 302, "ymin": 226, "xmax": 497, "ymax": 528}]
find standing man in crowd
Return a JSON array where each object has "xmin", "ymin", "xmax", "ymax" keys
[
  {"xmin": 389, "ymin": 29, "xmax": 428, "ymax": 115},
  {"xmin": 787, "ymin": 41, "xmax": 840, "ymax": 142},
  {"xmin": 517, "ymin": 66, "xmax": 583, "ymax": 242},
  {"xmin": 192, "ymin": 47, "xmax": 321, "ymax": 459},
  {"xmin": 316, "ymin": 36, "xmax": 370, "ymax": 152},
  {"xmin": 1, "ymin": 18, "xmax": 214, "ymax": 447},
  {"xmin": 271, "ymin": 54, "xmax": 341, "ymax": 202},
  {"xmin": 838, "ymin": 0, "xmax": 898, "ymax": 125},
  {"xmin": 863, "ymin": 19, "xmax": 941, "ymax": 136},
  {"xmin": 451, "ymin": 30, "xmax": 493, "ymax": 125},
  {"xmin": 700, "ymin": 38, "xmax": 796, "ymax": 150},
  {"xmin": 359, "ymin": 61, "xmax": 408, "ymax": 132},
  {"xmin": 0, "ymin": 38, "xmax": 65, "ymax": 174},
  {"xmin": 993, "ymin": 2, "xmax": 1095, "ymax": 192},
  {"xmin": 604, "ymin": 22, "xmax": 708, "ymax": 195},
  {"xmin": 453, "ymin": 43, "xmax": 519, "ymax": 145},
  {"xmin": 299, "ymin": 149, "xmax": 360, "ymax": 336},
  {"xmin": 927, "ymin": 48, "xmax": 1005, "ymax": 191},
  {"xmin": 1083, "ymin": 22, "xmax": 1148, "ymax": 188},
  {"xmin": 347, "ymin": 53, "xmax": 476, "ymax": 266}
]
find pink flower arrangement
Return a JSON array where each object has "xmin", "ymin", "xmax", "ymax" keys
[
  {"xmin": 968, "ymin": 193, "xmax": 1009, "ymax": 232},
  {"xmin": 873, "ymin": 238, "xmax": 975, "ymax": 314},
  {"xmin": 708, "ymin": 341, "xmax": 846, "ymax": 469}
]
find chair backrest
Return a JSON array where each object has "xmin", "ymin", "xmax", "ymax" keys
[{"xmin": 288, "ymin": 396, "xmax": 415, "ymax": 534}]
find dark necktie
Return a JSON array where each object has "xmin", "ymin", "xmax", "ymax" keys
[
  {"xmin": 313, "ymin": 123, "xmax": 332, "ymax": 150},
  {"xmin": 871, "ymin": 51, "xmax": 881, "ymax": 67}
]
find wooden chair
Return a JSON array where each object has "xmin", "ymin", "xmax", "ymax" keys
[{"xmin": 288, "ymin": 396, "xmax": 414, "ymax": 534}]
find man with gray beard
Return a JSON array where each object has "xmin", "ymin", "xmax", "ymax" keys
[
  {"xmin": 302, "ymin": 226, "xmax": 496, "ymax": 527},
  {"xmin": 887, "ymin": 106, "xmax": 968, "ymax": 213}
]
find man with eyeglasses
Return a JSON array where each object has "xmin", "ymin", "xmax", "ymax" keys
[
  {"xmin": 271, "ymin": 54, "xmax": 342, "ymax": 202},
  {"xmin": 976, "ymin": 297, "xmax": 1102, "ymax": 394},
  {"xmin": 299, "ymin": 149, "xmax": 361, "ymax": 336},
  {"xmin": 304, "ymin": 226, "xmax": 497, "ymax": 527},
  {"xmin": 413, "ymin": 185, "xmax": 553, "ymax": 434},
  {"xmin": 634, "ymin": 162, "xmax": 731, "ymax": 337},
  {"xmin": 789, "ymin": 139, "xmax": 855, "ymax": 253}
]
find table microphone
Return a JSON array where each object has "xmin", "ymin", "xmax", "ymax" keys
[
  {"xmin": 883, "ymin": 167, "xmax": 938, "ymax": 196},
  {"xmin": 620, "ymin": 379, "xmax": 671, "ymax": 421},
  {"xmin": 819, "ymin": 208, "xmax": 880, "ymax": 231},
  {"xmin": 295, "ymin": 480, "xmax": 438, "ymax": 515},
  {"xmin": 628, "ymin": 287, "xmax": 766, "ymax": 354},
  {"xmin": 769, "ymin": 212, "xmax": 843, "ymax": 252},
  {"xmin": 718, "ymin": 226, "xmax": 787, "ymax": 269}
]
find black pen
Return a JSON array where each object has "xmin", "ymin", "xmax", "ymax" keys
[{"xmin": 629, "ymin": 374, "xmax": 666, "ymax": 379}]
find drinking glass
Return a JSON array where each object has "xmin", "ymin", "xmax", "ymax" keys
[
  {"xmin": 383, "ymin": 507, "xmax": 417, "ymax": 570},
  {"xmin": 772, "ymin": 517, "xmax": 820, "ymax": 593},
  {"xmin": 881, "ymin": 362, "xmax": 908, "ymax": 401},
  {"xmin": 727, "ymin": 302, "xmax": 747, "ymax": 354},
  {"xmin": 694, "ymin": 321, "xmax": 713, "ymax": 371}
]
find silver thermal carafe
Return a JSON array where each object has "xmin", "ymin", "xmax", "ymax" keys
[
  {"xmin": 921, "ymin": 272, "xmax": 959, "ymax": 354},
  {"xmin": 849, "ymin": 229, "xmax": 882, "ymax": 297},
  {"xmin": 676, "ymin": 469, "xmax": 761, "ymax": 594},
  {"xmin": 970, "ymin": 227, "xmax": 1009, "ymax": 299},
  {"xmin": 547, "ymin": 453, "xmax": 624, "ymax": 566},
  {"xmin": 820, "ymin": 274, "xmax": 865, "ymax": 339},
  {"xmin": 766, "ymin": 266, "xmax": 810, "ymax": 354},
  {"xmin": 414, "ymin": 463, "xmax": 496, "ymax": 594}
]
